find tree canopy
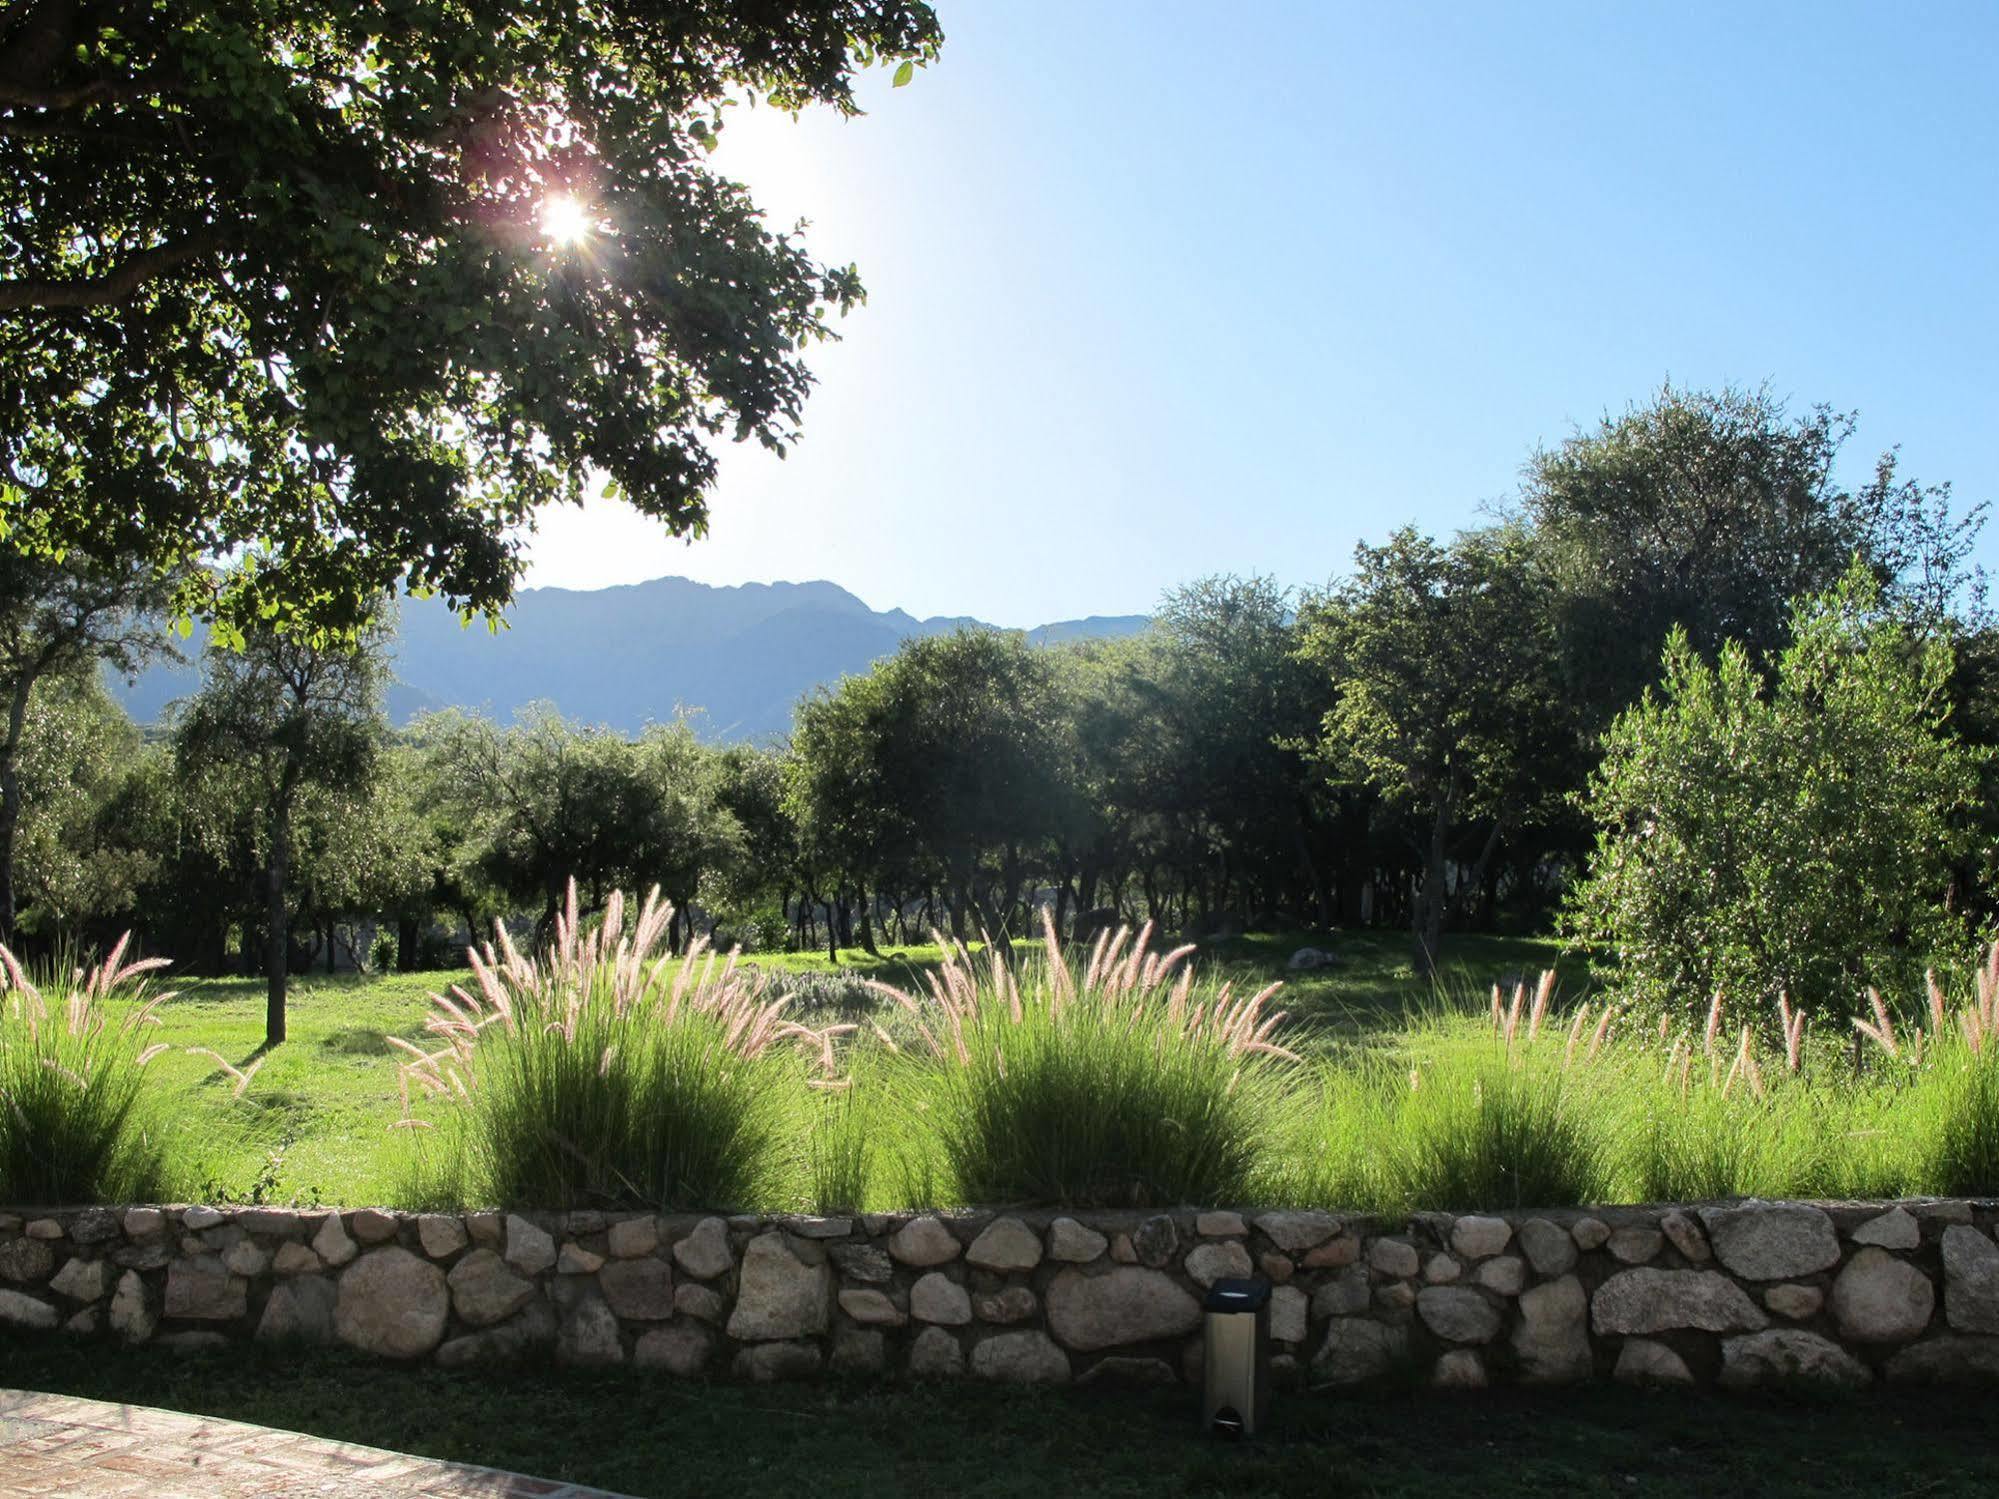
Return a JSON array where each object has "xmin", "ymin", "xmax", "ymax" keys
[{"xmin": 0, "ymin": 1, "xmax": 942, "ymax": 637}]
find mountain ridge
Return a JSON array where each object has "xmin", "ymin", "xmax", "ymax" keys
[{"xmin": 110, "ymin": 575, "xmax": 1150, "ymax": 741}]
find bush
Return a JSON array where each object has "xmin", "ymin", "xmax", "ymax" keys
[
  {"xmin": 1383, "ymin": 1052, "xmax": 1609, "ymax": 1213},
  {"xmin": 394, "ymin": 883, "xmax": 841, "ymax": 1211},
  {"xmin": 866, "ymin": 918, "xmax": 1299, "ymax": 1209},
  {"xmin": 0, "ymin": 937, "xmax": 179, "ymax": 1203},
  {"xmin": 1562, "ymin": 566, "xmax": 1985, "ymax": 1025}
]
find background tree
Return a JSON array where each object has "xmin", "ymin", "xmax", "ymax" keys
[
  {"xmin": 1296, "ymin": 527, "xmax": 1562, "ymax": 970},
  {"xmin": 0, "ymin": 553, "xmax": 175, "ymax": 939},
  {"xmin": 1, "ymin": 2, "xmax": 942, "ymax": 639},
  {"xmin": 1518, "ymin": 382, "xmax": 1985, "ymax": 731},
  {"xmin": 11, "ymin": 668, "xmax": 147, "ymax": 945},
  {"xmin": 172, "ymin": 609, "xmax": 391, "ymax": 1045},
  {"xmin": 1563, "ymin": 566, "xmax": 1986, "ymax": 1020}
]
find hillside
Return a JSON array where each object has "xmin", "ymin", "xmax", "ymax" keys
[{"xmin": 111, "ymin": 577, "xmax": 1149, "ymax": 741}]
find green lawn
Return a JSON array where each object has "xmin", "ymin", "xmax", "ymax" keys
[
  {"xmin": 7, "ymin": 1334, "xmax": 1994, "ymax": 1497},
  {"xmin": 139, "ymin": 928, "xmax": 1560, "ymax": 1206}
]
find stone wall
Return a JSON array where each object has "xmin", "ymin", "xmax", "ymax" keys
[{"xmin": 5, "ymin": 1199, "xmax": 1999, "ymax": 1389}]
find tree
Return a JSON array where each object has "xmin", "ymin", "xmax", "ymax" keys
[
  {"xmin": 1, "ymin": 2, "xmax": 942, "ymax": 638},
  {"xmin": 1562, "ymin": 566, "xmax": 1987, "ymax": 1021},
  {"xmin": 1295, "ymin": 527, "xmax": 1563, "ymax": 971},
  {"xmin": 11, "ymin": 667, "xmax": 147, "ymax": 945},
  {"xmin": 1518, "ymin": 382, "xmax": 1985, "ymax": 729},
  {"xmin": 172, "ymin": 608, "xmax": 390, "ymax": 1045},
  {"xmin": 0, "ymin": 554, "xmax": 174, "ymax": 939},
  {"xmin": 1143, "ymin": 576, "xmax": 1327, "ymax": 928}
]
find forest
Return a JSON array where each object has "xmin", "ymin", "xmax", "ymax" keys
[{"xmin": 7, "ymin": 385, "xmax": 1993, "ymax": 1037}]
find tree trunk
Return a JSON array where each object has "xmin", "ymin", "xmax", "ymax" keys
[
  {"xmin": 856, "ymin": 891, "xmax": 880, "ymax": 957},
  {"xmin": 1413, "ymin": 795, "xmax": 1451, "ymax": 977},
  {"xmin": 0, "ymin": 677, "xmax": 30, "ymax": 944},
  {"xmin": 264, "ymin": 782, "xmax": 295, "ymax": 1048}
]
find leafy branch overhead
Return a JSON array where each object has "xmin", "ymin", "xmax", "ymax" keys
[{"xmin": 0, "ymin": 1, "xmax": 943, "ymax": 639}]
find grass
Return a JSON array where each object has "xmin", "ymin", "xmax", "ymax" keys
[
  {"xmin": 8, "ymin": 1334, "xmax": 1999, "ymax": 1497},
  {"xmin": 395, "ymin": 887, "xmax": 823, "ymax": 1211},
  {"xmin": 46, "ymin": 915, "xmax": 1999, "ymax": 1214},
  {"xmin": 0, "ymin": 941, "xmax": 185, "ymax": 1203},
  {"xmin": 862, "ymin": 921, "xmax": 1298, "ymax": 1208}
]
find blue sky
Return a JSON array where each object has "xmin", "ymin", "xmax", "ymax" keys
[{"xmin": 523, "ymin": 1, "xmax": 1999, "ymax": 628}]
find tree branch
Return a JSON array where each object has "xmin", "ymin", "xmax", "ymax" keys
[{"xmin": 0, "ymin": 227, "xmax": 222, "ymax": 312}]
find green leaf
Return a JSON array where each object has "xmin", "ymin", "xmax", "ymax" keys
[{"xmin": 892, "ymin": 60, "xmax": 914, "ymax": 87}]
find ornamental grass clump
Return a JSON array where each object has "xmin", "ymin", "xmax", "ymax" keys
[
  {"xmin": 0, "ymin": 936, "xmax": 188, "ymax": 1203},
  {"xmin": 1380, "ymin": 975, "xmax": 1612, "ymax": 1212},
  {"xmin": 1859, "ymin": 949, "xmax": 1999, "ymax": 1198},
  {"xmin": 866, "ymin": 915, "xmax": 1300, "ymax": 1209},
  {"xmin": 394, "ymin": 882, "xmax": 848, "ymax": 1211}
]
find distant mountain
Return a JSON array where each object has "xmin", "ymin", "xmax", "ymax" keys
[{"xmin": 110, "ymin": 577, "xmax": 1150, "ymax": 742}]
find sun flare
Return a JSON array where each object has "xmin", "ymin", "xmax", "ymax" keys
[{"xmin": 540, "ymin": 193, "xmax": 593, "ymax": 247}]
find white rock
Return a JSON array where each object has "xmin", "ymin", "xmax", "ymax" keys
[
  {"xmin": 911, "ymin": 1271, "xmax": 972, "ymax": 1326},
  {"xmin": 1851, "ymin": 1207, "xmax": 1921, "ymax": 1251},
  {"xmin": 335, "ymin": 1248, "xmax": 448, "ymax": 1358},
  {"xmin": 1473, "ymin": 1256, "xmax": 1526, "ymax": 1297},
  {"xmin": 1417, "ymin": 1286, "xmax": 1501, "ymax": 1344},
  {"xmin": 607, "ymin": 1216, "xmax": 659, "ymax": 1259},
  {"xmin": 889, "ymin": 1215, "xmax": 962, "ymax": 1266},
  {"xmin": 1184, "ymin": 1240, "xmax": 1253, "ymax": 1288},
  {"xmin": 1719, "ymin": 1329, "xmax": 1871, "ymax": 1390},
  {"xmin": 1045, "ymin": 1266, "xmax": 1201, "ymax": 1351},
  {"xmin": 671, "ymin": 1217, "xmax": 734, "ymax": 1280},
  {"xmin": 0, "ymin": 1290, "xmax": 57, "ymax": 1329},
  {"xmin": 1831, "ymin": 1246, "xmax": 1935, "ymax": 1343},
  {"xmin": 503, "ymin": 1215, "xmax": 557, "ymax": 1275},
  {"xmin": 1941, "ymin": 1225, "xmax": 1999, "ymax": 1333},
  {"xmin": 1047, "ymin": 1218, "xmax": 1109, "ymax": 1262},
  {"xmin": 1699, "ymin": 1202, "xmax": 1840, "ymax": 1280},
  {"xmin": 970, "ymin": 1331, "xmax": 1070, "ymax": 1383},
  {"xmin": 726, "ymin": 1231, "xmax": 831, "ymax": 1341},
  {"xmin": 1518, "ymin": 1218, "xmax": 1578, "ymax": 1275},
  {"xmin": 311, "ymin": 1213, "xmax": 357, "ymax": 1269},
  {"xmin": 1368, "ymin": 1239, "xmax": 1420, "ymax": 1279},
  {"xmin": 1312, "ymin": 1318, "xmax": 1407, "ymax": 1385},
  {"xmin": 1450, "ymin": 1216, "xmax": 1512, "ymax": 1260},
  {"xmin": 1591, "ymin": 1268, "xmax": 1769, "ymax": 1336},
  {"xmin": 108, "ymin": 1270, "xmax": 154, "ymax": 1343},
  {"xmin": 1614, "ymin": 1338, "xmax": 1695, "ymax": 1387},
  {"xmin": 1514, "ymin": 1274, "xmax": 1592, "ymax": 1383},
  {"xmin": 417, "ymin": 1215, "xmax": 469, "ymax": 1260},
  {"xmin": 1270, "ymin": 1285, "xmax": 1308, "ymax": 1343},
  {"xmin": 49, "ymin": 1257, "xmax": 110, "ymax": 1303},
  {"xmin": 448, "ymin": 1248, "xmax": 536, "ymax": 1327},
  {"xmin": 1255, "ymin": 1211, "xmax": 1340, "ymax": 1252},
  {"xmin": 1431, "ymin": 1350, "xmax": 1487, "ymax": 1388},
  {"xmin": 838, "ymin": 1288, "xmax": 905, "ymax": 1327},
  {"xmin": 966, "ymin": 1217, "xmax": 1042, "ymax": 1273}
]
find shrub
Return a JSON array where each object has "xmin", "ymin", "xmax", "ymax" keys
[
  {"xmin": 394, "ymin": 883, "xmax": 845, "ymax": 1211},
  {"xmin": 866, "ymin": 917, "xmax": 1299, "ymax": 1209},
  {"xmin": 1562, "ymin": 566, "xmax": 1985, "ymax": 1025},
  {"xmin": 0, "ymin": 936, "xmax": 182, "ymax": 1203}
]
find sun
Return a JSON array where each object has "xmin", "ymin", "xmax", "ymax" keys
[{"xmin": 540, "ymin": 193, "xmax": 593, "ymax": 247}]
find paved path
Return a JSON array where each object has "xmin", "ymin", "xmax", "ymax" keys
[{"xmin": 0, "ymin": 1389, "xmax": 639, "ymax": 1498}]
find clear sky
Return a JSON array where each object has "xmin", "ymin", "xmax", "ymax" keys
[{"xmin": 521, "ymin": 0, "xmax": 1999, "ymax": 629}]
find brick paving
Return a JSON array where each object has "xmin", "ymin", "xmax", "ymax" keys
[{"xmin": 0, "ymin": 1389, "xmax": 637, "ymax": 1498}]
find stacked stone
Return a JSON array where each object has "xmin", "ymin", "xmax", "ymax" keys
[{"xmin": 3, "ymin": 1199, "xmax": 1998, "ymax": 1389}]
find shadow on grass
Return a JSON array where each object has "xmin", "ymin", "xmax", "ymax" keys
[{"xmin": 5, "ymin": 1334, "xmax": 1997, "ymax": 1498}]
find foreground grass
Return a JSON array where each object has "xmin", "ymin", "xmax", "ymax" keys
[
  {"xmin": 132, "ymin": 929, "xmax": 1502, "ymax": 1206},
  {"xmin": 8, "ymin": 1336, "xmax": 1997, "ymax": 1497}
]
